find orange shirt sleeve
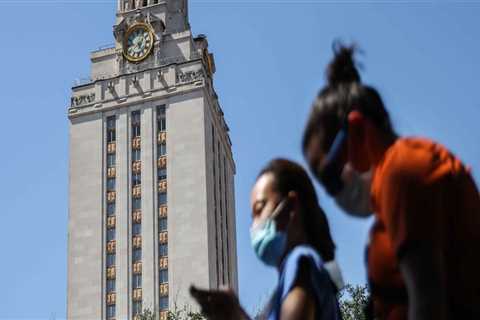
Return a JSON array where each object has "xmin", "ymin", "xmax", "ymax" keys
[{"xmin": 378, "ymin": 140, "xmax": 447, "ymax": 258}]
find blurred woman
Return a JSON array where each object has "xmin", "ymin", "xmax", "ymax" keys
[
  {"xmin": 302, "ymin": 44, "xmax": 480, "ymax": 319},
  {"xmin": 191, "ymin": 158, "xmax": 343, "ymax": 320}
]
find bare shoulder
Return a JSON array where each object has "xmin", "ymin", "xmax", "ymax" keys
[
  {"xmin": 280, "ymin": 257, "xmax": 316, "ymax": 320},
  {"xmin": 280, "ymin": 285, "xmax": 315, "ymax": 320}
]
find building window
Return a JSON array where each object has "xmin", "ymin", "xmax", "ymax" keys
[
  {"xmin": 157, "ymin": 105, "xmax": 166, "ymax": 131},
  {"xmin": 159, "ymin": 269, "xmax": 168, "ymax": 284},
  {"xmin": 158, "ymin": 143, "xmax": 167, "ymax": 156},
  {"xmin": 107, "ymin": 116, "xmax": 116, "ymax": 143},
  {"xmin": 107, "ymin": 305, "xmax": 116, "ymax": 319},
  {"xmin": 107, "ymin": 129, "xmax": 116, "ymax": 143},
  {"xmin": 132, "ymin": 301, "xmax": 142, "ymax": 316},
  {"xmin": 132, "ymin": 123, "xmax": 141, "ymax": 137},
  {"xmin": 158, "ymin": 168, "xmax": 167, "ymax": 180},
  {"xmin": 158, "ymin": 193, "xmax": 167, "ymax": 205},
  {"xmin": 105, "ymin": 116, "xmax": 116, "ymax": 320},
  {"xmin": 133, "ymin": 248, "xmax": 142, "ymax": 262},
  {"xmin": 132, "ymin": 172, "xmax": 141, "ymax": 186},
  {"xmin": 159, "ymin": 296, "xmax": 168, "ymax": 310},
  {"xmin": 159, "ymin": 243, "xmax": 168, "ymax": 257},
  {"xmin": 107, "ymin": 279, "xmax": 116, "ymax": 293},
  {"xmin": 157, "ymin": 105, "xmax": 168, "ymax": 311},
  {"xmin": 132, "ymin": 111, "xmax": 141, "ymax": 123},
  {"xmin": 133, "ymin": 274, "xmax": 142, "ymax": 289},
  {"xmin": 132, "ymin": 149, "xmax": 141, "ymax": 162},
  {"xmin": 107, "ymin": 203, "xmax": 115, "ymax": 216},
  {"xmin": 107, "ymin": 117, "xmax": 116, "ymax": 129},
  {"xmin": 107, "ymin": 254, "xmax": 116, "ymax": 267},
  {"xmin": 107, "ymin": 154, "xmax": 116, "ymax": 167},
  {"xmin": 133, "ymin": 198, "xmax": 141, "ymax": 210},
  {"xmin": 132, "ymin": 111, "xmax": 141, "ymax": 137},
  {"xmin": 107, "ymin": 228, "xmax": 115, "ymax": 241},
  {"xmin": 132, "ymin": 223, "xmax": 141, "ymax": 236},
  {"xmin": 107, "ymin": 178, "xmax": 116, "ymax": 191},
  {"xmin": 159, "ymin": 217, "xmax": 167, "ymax": 232}
]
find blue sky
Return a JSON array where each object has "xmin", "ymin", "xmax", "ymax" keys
[{"xmin": 0, "ymin": 1, "xmax": 479, "ymax": 318}]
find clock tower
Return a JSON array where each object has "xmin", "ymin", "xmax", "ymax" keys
[{"xmin": 67, "ymin": 1, "xmax": 238, "ymax": 319}]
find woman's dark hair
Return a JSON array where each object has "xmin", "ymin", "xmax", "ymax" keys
[
  {"xmin": 258, "ymin": 158, "xmax": 335, "ymax": 262},
  {"xmin": 302, "ymin": 43, "xmax": 396, "ymax": 155}
]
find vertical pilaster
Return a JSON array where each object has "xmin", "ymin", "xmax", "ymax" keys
[
  {"xmin": 227, "ymin": 166, "xmax": 239, "ymax": 293},
  {"xmin": 117, "ymin": 111, "xmax": 130, "ymax": 320},
  {"xmin": 142, "ymin": 106, "xmax": 156, "ymax": 312}
]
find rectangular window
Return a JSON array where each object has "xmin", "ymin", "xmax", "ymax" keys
[
  {"xmin": 159, "ymin": 269, "xmax": 168, "ymax": 284},
  {"xmin": 158, "ymin": 144, "xmax": 167, "ymax": 156},
  {"xmin": 159, "ymin": 217, "xmax": 167, "ymax": 232},
  {"xmin": 143, "ymin": 0, "xmax": 148, "ymax": 6},
  {"xmin": 159, "ymin": 296, "xmax": 168, "ymax": 310},
  {"xmin": 157, "ymin": 105, "xmax": 166, "ymax": 131},
  {"xmin": 133, "ymin": 248, "xmax": 142, "ymax": 262},
  {"xmin": 133, "ymin": 198, "xmax": 141, "ymax": 210},
  {"xmin": 107, "ymin": 154, "xmax": 116, "ymax": 167},
  {"xmin": 132, "ymin": 111, "xmax": 141, "ymax": 137},
  {"xmin": 158, "ymin": 168, "xmax": 167, "ymax": 180},
  {"xmin": 107, "ymin": 129, "xmax": 116, "ymax": 143},
  {"xmin": 107, "ymin": 178, "xmax": 116, "ymax": 191},
  {"xmin": 107, "ymin": 305, "xmax": 116, "ymax": 319},
  {"xmin": 159, "ymin": 243, "xmax": 168, "ymax": 257},
  {"xmin": 132, "ymin": 149, "xmax": 141, "ymax": 161},
  {"xmin": 158, "ymin": 193, "xmax": 167, "ymax": 205},
  {"xmin": 133, "ymin": 274, "xmax": 142, "ymax": 289},
  {"xmin": 107, "ymin": 203, "xmax": 115, "ymax": 216},
  {"xmin": 133, "ymin": 301, "xmax": 142, "ymax": 316},
  {"xmin": 132, "ymin": 223, "xmax": 141, "ymax": 236},
  {"xmin": 132, "ymin": 111, "xmax": 141, "ymax": 123},
  {"xmin": 158, "ymin": 118, "xmax": 166, "ymax": 131},
  {"xmin": 132, "ymin": 173, "xmax": 141, "ymax": 186},
  {"xmin": 107, "ymin": 228, "xmax": 115, "ymax": 241},
  {"xmin": 106, "ymin": 254, "xmax": 116, "ymax": 267},
  {"xmin": 132, "ymin": 125, "xmax": 141, "ymax": 137},
  {"xmin": 107, "ymin": 279, "xmax": 116, "ymax": 293},
  {"xmin": 107, "ymin": 117, "xmax": 116, "ymax": 129}
]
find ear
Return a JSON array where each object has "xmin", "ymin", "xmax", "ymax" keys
[{"xmin": 347, "ymin": 111, "xmax": 370, "ymax": 172}]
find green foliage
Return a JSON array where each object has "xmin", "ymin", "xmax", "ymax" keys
[
  {"xmin": 338, "ymin": 284, "xmax": 369, "ymax": 320},
  {"xmin": 166, "ymin": 304, "xmax": 205, "ymax": 320},
  {"xmin": 137, "ymin": 308, "xmax": 155, "ymax": 320},
  {"xmin": 138, "ymin": 284, "xmax": 370, "ymax": 320},
  {"xmin": 137, "ymin": 305, "xmax": 205, "ymax": 320}
]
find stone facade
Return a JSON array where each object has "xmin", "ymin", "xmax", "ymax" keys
[{"xmin": 67, "ymin": 1, "xmax": 237, "ymax": 319}]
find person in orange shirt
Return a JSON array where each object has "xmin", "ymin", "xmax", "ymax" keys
[{"xmin": 302, "ymin": 44, "xmax": 480, "ymax": 320}]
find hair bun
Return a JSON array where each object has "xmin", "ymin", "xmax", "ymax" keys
[{"xmin": 327, "ymin": 42, "xmax": 361, "ymax": 87}]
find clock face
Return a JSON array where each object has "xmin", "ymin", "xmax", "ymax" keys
[{"xmin": 124, "ymin": 24, "xmax": 154, "ymax": 62}]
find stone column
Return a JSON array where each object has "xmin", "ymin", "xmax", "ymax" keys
[
  {"xmin": 117, "ymin": 110, "xmax": 130, "ymax": 320},
  {"xmin": 142, "ymin": 105, "xmax": 156, "ymax": 313}
]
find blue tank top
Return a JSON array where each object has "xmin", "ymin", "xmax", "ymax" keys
[{"xmin": 267, "ymin": 245, "xmax": 342, "ymax": 320}]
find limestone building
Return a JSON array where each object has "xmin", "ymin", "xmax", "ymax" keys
[{"xmin": 67, "ymin": 1, "xmax": 238, "ymax": 319}]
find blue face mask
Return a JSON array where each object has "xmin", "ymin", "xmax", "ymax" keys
[{"xmin": 250, "ymin": 199, "xmax": 289, "ymax": 267}]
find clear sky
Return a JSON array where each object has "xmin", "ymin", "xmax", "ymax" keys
[{"xmin": 0, "ymin": 1, "xmax": 479, "ymax": 319}]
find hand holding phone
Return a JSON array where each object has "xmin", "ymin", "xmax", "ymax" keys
[{"xmin": 190, "ymin": 285, "xmax": 249, "ymax": 320}]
